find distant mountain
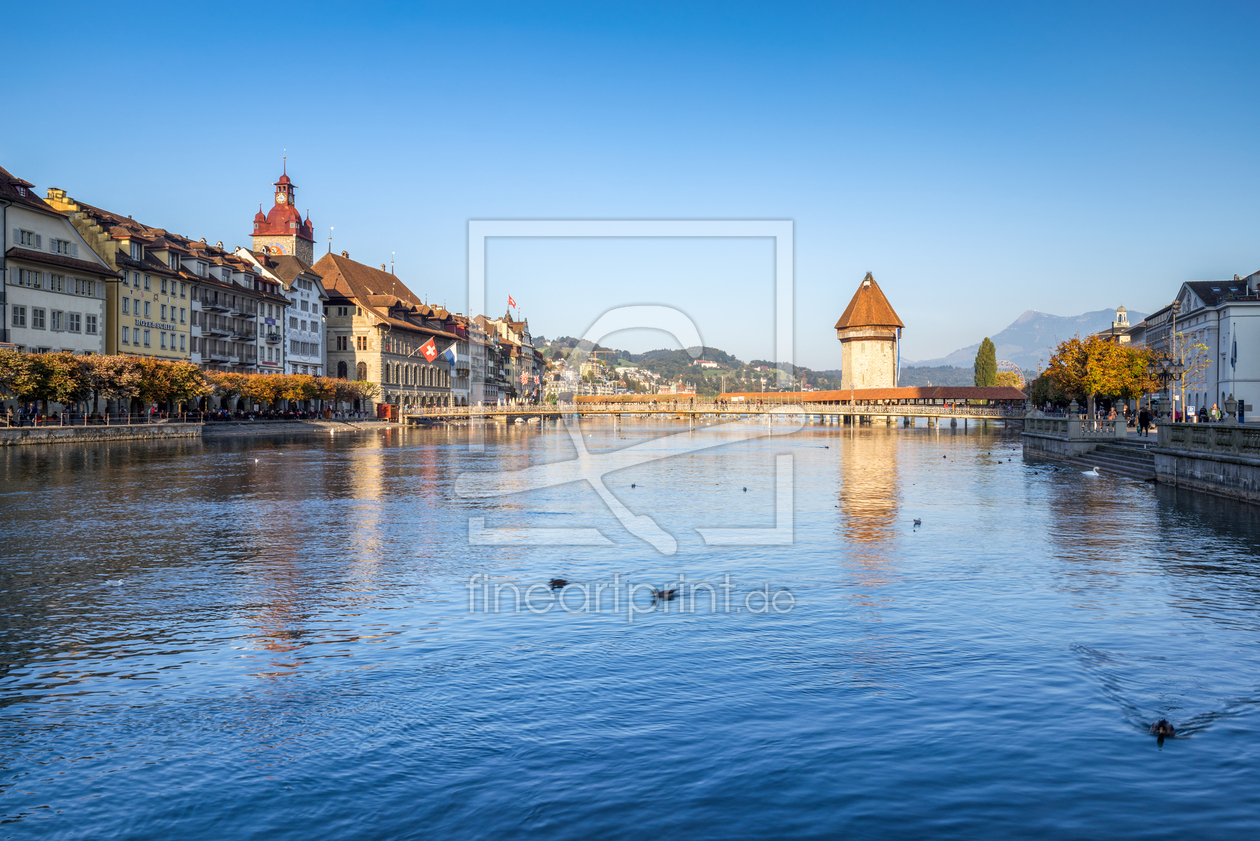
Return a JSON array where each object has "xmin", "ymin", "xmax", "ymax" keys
[{"xmin": 911, "ymin": 308, "xmax": 1146, "ymax": 374}]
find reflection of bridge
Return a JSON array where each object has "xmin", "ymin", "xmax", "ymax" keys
[{"xmin": 405, "ymin": 401, "xmax": 1025, "ymax": 427}]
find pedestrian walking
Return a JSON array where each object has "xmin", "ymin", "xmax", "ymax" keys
[
  {"xmin": 1138, "ymin": 407, "xmax": 1151, "ymax": 437},
  {"xmin": 1210, "ymin": 403, "xmax": 1222, "ymax": 422}
]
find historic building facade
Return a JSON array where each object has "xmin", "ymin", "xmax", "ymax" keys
[
  {"xmin": 835, "ymin": 272, "xmax": 903, "ymax": 390},
  {"xmin": 3, "ymin": 166, "xmax": 115, "ymax": 354},
  {"xmin": 313, "ymin": 251, "xmax": 457, "ymax": 412},
  {"xmin": 45, "ymin": 189, "xmax": 189, "ymax": 361}
]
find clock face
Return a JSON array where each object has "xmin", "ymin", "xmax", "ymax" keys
[{"xmin": 276, "ymin": 193, "xmax": 287, "ymax": 204}]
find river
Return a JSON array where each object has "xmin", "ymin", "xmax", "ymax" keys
[{"xmin": 2, "ymin": 420, "xmax": 1259, "ymax": 839}]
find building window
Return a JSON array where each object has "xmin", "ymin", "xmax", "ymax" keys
[
  {"xmin": 337, "ymin": 335, "xmax": 348, "ymax": 351},
  {"xmin": 144, "ymin": 301, "xmax": 151, "ymax": 318},
  {"xmin": 338, "ymin": 360, "xmax": 348, "ymax": 379},
  {"xmin": 122, "ymin": 326, "xmax": 130, "ymax": 345},
  {"xmin": 180, "ymin": 282, "xmax": 186, "ymax": 298},
  {"xmin": 122, "ymin": 273, "xmax": 130, "ymax": 288},
  {"xmin": 31, "ymin": 308, "xmax": 46, "ymax": 329},
  {"xmin": 49, "ymin": 274, "xmax": 64, "ymax": 292},
  {"xmin": 180, "ymin": 334, "xmax": 186, "ymax": 352},
  {"xmin": 357, "ymin": 362, "xmax": 368, "ymax": 381},
  {"xmin": 168, "ymin": 254, "xmax": 179, "ymax": 270},
  {"xmin": 51, "ymin": 311, "xmax": 63, "ymax": 331},
  {"xmin": 130, "ymin": 243, "xmax": 142, "ymax": 260},
  {"xmin": 86, "ymin": 315, "xmax": 97, "ymax": 335},
  {"xmin": 122, "ymin": 297, "xmax": 130, "ymax": 315},
  {"xmin": 357, "ymin": 335, "xmax": 367, "ymax": 350},
  {"xmin": 17, "ymin": 230, "xmax": 38, "ymax": 247},
  {"xmin": 161, "ymin": 278, "xmax": 168, "ymax": 294},
  {"xmin": 338, "ymin": 306, "xmax": 348, "ymax": 317},
  {"xmin": 160, "ymin": 332, "xmax": 167, "ymax": 349},
  {"xmin": 17, "ymin": 268, "xmax": 41, "ymax": 288},
  {"xmin": 51, "ymin": 238, "xmax": 73, "ymax": 255},
  {"xmin": 161, "ymin": 304, "xmax": 168, "ymax": 320},
  {"xmin": 300, "ymin": 300, "xmax": 309, "ymax": 312},
  {"xmin": 143, "ymin": 329, "xmax": 151, "ymax": 347},
  {"xmin": 289, "ymin": 316, "xmax": 298, "ymax": 329},
  {"xmin": 144, "ymin": 275, "xmax": 151, "ymax": 290},
  {"xmin": 180, "ymin": 308, "xmax": 186, "ymax": 324},
  {"xmin": 68, "ymin": 313, "xmax": 81, "ymax": 332}
]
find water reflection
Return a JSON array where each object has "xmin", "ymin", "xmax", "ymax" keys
[
  {"xmin": 836, "ymin": 429, "xmax": 901, "ymax": 548},
  {"xmin": 4, "ymin": 425, "xmax": 1260, "ymax": 838}
]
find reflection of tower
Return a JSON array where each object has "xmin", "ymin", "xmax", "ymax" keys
[
  {"xmin": 835, "ymin": 273, "xmax": 904, "ymax": 390},
  {"xmin": 836, "ymin": 432, "xmax": 901, "ymax": 548},
  {"xmin": 250, "ymin": 160, "xmax": 316, "ymax": 263}
]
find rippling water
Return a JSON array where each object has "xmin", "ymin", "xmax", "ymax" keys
[{"xmin": 3, "ymin": 420, "xmax": 1260, "ymax": 839}]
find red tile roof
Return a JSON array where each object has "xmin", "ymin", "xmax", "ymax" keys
[{"xmin": 835, "ymin": 273, "xmax": 904, "ymax": 330}]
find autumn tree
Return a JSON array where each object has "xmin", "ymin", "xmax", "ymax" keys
[
  {"xmin": 994, "ymin": 370, "xmax": 1023, "ymax": 390},
  {"xmin": 85, "ymin": 355, "xmax": 143, "ymax": 412},
  {"xmin": 0, "ymin": 349, "xmax": 32, "ymax": 402},
  {"xmin": 1046, "ymin": 335, "xmax": 1153, "ymax": 417},
  {"xmin": 974, "ymin": 338, "xmax": 997, "ymax": 387}
]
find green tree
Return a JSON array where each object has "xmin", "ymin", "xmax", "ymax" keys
[{"xmin": 974, "ymin": 338, "xmax": 997, "ymax": 387}]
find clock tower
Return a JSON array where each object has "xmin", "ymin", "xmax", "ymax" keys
[{"xmin": 251, "ymin": 160, "xmax": 315, "ymax": 264}]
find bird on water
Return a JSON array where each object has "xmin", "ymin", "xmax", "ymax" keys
[
  {"xmin": 652, "ymin": 587, "xmax": 678, "ymax": 601},
  {"xmin": 549, "ymin": 578, "xmax": 568, "ymax": 589},
  {"xmin": 913, "ymin": 518, "xmax": 922, "ymax": 527},
  {"xmin": 1150, "ymin": 719, "xmax": 1175, "ymax": 740},
  {"xmin": 1083, "ymin": 467, "xmax": 1101, "ymax": 477}
]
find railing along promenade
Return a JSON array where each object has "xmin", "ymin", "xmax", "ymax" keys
[{"xmin": 405, "ymin": 401, "xmax": 1026, "ymax": 424}]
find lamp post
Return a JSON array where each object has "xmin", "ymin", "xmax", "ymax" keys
[
  {"xmin": 1149, "ymin": 354, "xmax": 1172, "ymax": 422},
  {"xmin": 1170, "ymin": 300, "xmax": 1183, "ymax": 422}
]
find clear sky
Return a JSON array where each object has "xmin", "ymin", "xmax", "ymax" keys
[{"xmin": 6, "ymin": 1, "xmax": 1258, "ymax": 369}]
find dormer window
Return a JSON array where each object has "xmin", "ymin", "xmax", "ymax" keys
[
  {"xmin": 197, "ymin": 262, "xmax": 206, "ymax": 276},
  {"xmin": 130, "ymin": 243, "xmax": 142, "ymax": 260},
  {"xmin": 168, "ymin": 254, "xmax": 179, "ymax": 270}
]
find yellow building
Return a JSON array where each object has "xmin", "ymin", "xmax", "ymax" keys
[{"xmin": 45, "ymin": 189, "xmax": 190, "ymax": 360}]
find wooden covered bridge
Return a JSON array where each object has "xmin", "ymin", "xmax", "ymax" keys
[{"xmin": 403, "ymin": 386, "xmax": 1028, "ymax": 427}]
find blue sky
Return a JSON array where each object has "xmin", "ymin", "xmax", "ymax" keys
[{"xmin": 6, "ymin": 1, "xmax": 1258, "ymax": 369}]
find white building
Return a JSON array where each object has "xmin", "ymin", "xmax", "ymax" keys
[
  {"xmin": 1144, "ymin": 277, "xmax": 1260, "ymax": 418},
  {"xmin": 237, "ymin": 248, "xmax": 327, "ymax": 375},
  {"xmin": 2, "ymin": 165, "xmax": 114, "ymax": 354}
]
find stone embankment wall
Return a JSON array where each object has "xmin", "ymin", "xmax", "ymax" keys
[
  {"xmin": 0, "ymin": 423, "xmax": 202, "ymax": 447},
  {"xmin": 1021, "ymin": 415, "xmax": 1127, "ymax": 459},
  {"xmin": 202, "ymin": 420, "xmax": 388, "ymax": 437},
  {"xmin": 1154, "ymin": 422, "xmax": 1260, "ymax": 504}
]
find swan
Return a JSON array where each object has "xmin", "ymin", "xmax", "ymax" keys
[{"xmin": 1083, "ymin": 467, "xmax": 1101, "ymax": 477}]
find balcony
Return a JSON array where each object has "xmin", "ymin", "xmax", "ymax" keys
[
  {"xmin": 207, "ymin": 351, "xmax": 229, "ymax": 363},
  {"xmin": 232, "ymin": 329, "xmax": 256, "ymax": 340},
  {"xmin": 201, "ymin": 300, "xmax": 230, "ymax": 313},
  {"xmin": 265, "ymin": 333, "xmax": 282, "ymax": 344},
  {"xmin": 203, "ymin": 325, "xmax": 231, "ymax": 338}
]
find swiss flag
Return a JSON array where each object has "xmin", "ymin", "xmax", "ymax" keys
[
  {"xmin": 419, "ymin": 338, "xmax": 438, "ymax": 361},
  {"xmin": 519, "ymin": 371, "xmax": 529, "ymax": 385},
  {"xmin": 508, "ymin": 295, "xmax": 517, "ymax": 309}
]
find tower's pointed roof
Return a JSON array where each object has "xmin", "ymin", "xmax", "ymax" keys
[{"xmin": 834, "ymin": 272, "xmax": 903, "ymax": 330}]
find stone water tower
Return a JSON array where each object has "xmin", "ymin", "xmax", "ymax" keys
[{"xmin": 835, "ymin": 272, "xmax": 904, "ymax": 390}]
